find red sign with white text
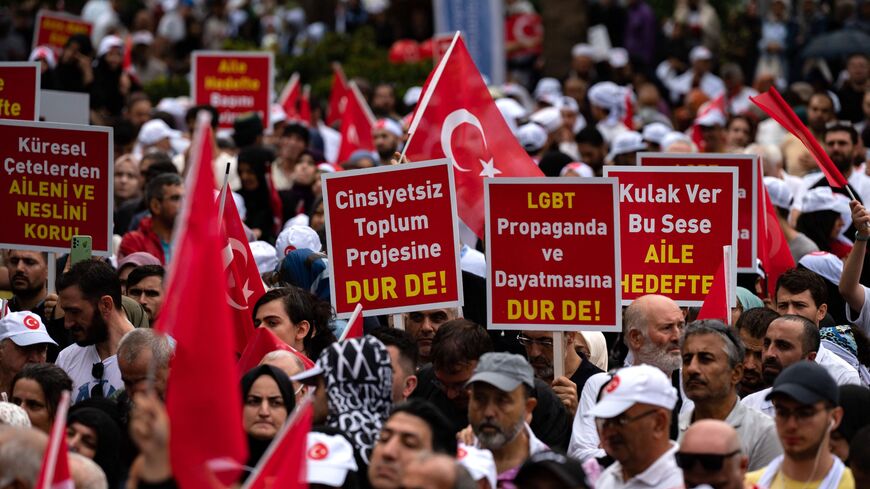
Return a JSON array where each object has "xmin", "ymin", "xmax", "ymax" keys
[
  {"xmin": 33, "ymin": 11, "xmax": 92, "ymax": 53},
  {"xmin": 0, "ymin": 63, "xmax": 40, "ymax": 121},
  {"xmin": 486, "ymin": 179, "xmax": 621, "ymax": 331},
  {"xmin": 0, "ymin": 120, "xmax": 113, "ymax": 254},
  {"xmin": 191, "ymin": 51, "xmax": 273, "ymax": 130},
  {"xmin": 604, "ymin": 166, "xmax": 738, "ymax": 305},
  {"xmin": 639, "ymin": 152, "xmax": 758, "ymax": 272},
  {"xmin": 322, "ymin": 159, "xmax": 462, "ymax": 317}
]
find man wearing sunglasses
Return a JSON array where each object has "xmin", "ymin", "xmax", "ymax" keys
[
  {"xmin": 745, "ymin": 361, "xmax": 855, "ymax": 488},
  {"xmin": 678, "ymin": 419, "xmax": 748, "ymax": 489},
  {"xmin": 678, "ymin": 320, "xmax": 781, "ymax": 470},
  {"xmin": 588, "ymin": 364, "xmax": 683, "ymax": 489}
]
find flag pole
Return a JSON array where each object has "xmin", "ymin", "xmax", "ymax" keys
[
  {"xmin": 552, "ymin": 332, "xmax": 564, "ymax": 379},
  {"xmin": 399, "ymin": 31, "xmax": 461, "ymax": 163},
  {"xmin": 216, "ymin": 162, "xmax": 231, "ymax": 227}
]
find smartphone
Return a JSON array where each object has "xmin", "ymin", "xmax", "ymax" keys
[{"xmin": 69, "ymin": 235, "xmax": 92, "ymax": 267}]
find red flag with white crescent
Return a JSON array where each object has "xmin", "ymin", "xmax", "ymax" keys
[
  {"xmin": 279, "ymin": 72, "xmax": 301, "ymax": 120},
  {"xmin": 336, "ymin": 81, "xmax": 376, "ymax": 164},
  {"xmin": 404, "ymin": 34, "xmax": 543, "ymax": 239},
  {"xmin": 326, "ymin": 64, "xmax": 349, "ymax": 127}
]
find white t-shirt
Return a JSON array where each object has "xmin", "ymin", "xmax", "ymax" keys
[{"xmin": 56, "ymin": 344, "xmax": 123, "ymax": 404}]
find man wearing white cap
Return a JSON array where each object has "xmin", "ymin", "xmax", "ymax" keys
[
  {"xmin": 138, "ymin": 119, "xmax": 179, "ymax": 157},
  {"xmin": 589, "ymin": 364, "xmax": 683, "ymax": 489},
  {"xmin": 570, "ymin": 44, "xmax": 599, "ymax": 81},
  {"xmin": 642, "ymin": 122, "xmax": 671, "ymax": 152},
  {"xmin": 764, "ymin": 177, "xmax": 819, "ymax": 262},
  {"xmin": 588, "ymin": 82, "xmax": 630, "ymax": 143},
  {"xmin": 607, "ymin": 131, "xmax": 647, "ymax": 166},
  {"xmin": 696, "ymin": 107, "xmax": 728, "ymax": 153},
  {"xmin": 372, "ymin": 118, "xmax": 403, "ymax": 166},
  {"xmin": 0, "ymin": 311, "xmax": 57, "ymax": 398},
  {"xmin": 659, "ymin": 46, "xmax": 725, "ymax": 104},
  {"xmin": 517, "ymin": 123, "xmax": 548, "ymax": 161}
]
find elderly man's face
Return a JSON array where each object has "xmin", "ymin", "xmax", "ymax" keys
[
  {"xmin": 469, "ymin": 382, "xmax": 534, "ymax": 451},
  {"xmin": 682, "ymin": 333, "xmax": 740, "ymax": 403},
  {"xmin": 597, "ymin": 403, "xmax": 665, "ymax": 466}
]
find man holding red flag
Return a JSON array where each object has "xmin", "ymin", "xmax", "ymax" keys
[
  {"xmin": 155, "ymin": 111, "xmax": 248, "ymax": 488},
  {"xmin": 404, "ymin": 33, "xmax": 542, "ymax": 239}
]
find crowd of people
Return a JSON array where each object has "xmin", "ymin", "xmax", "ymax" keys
[{"xmin": 0, "ymin": 0, "xmax": 870, "ymax": 488}]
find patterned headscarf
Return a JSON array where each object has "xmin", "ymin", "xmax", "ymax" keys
[{"xmin": 318, "ymin": 336, "xmax": 393, "ymax": 465}]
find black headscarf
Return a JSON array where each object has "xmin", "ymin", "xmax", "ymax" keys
[
  {"xmin": 67, "ymin": 405, "xmax": 122, "ymax": 488},
  {"xmin": 237, "ymin": 146, "xmax": 277, "ymax": 242},
  {"xmin": 239, "ymin": 365, "xmax": 296, "ymax": 477}
]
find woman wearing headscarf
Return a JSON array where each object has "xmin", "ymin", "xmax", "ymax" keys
[
  {"xmin": 67, "ymin": 404, "xmax": 123, "ymax": 488},
  {"xmin": 318, "ymin": 336, "xmax": 393, "ymax": 467},
  {"xmin": 237, "ymin": 146, "xmax": 278, "ymax": 243},
  {"xmin": 577, "ymin": 331, "xmax": 609, "ymax": 371},
  {"xmin": 240, "ymin": 365, "xmax": 297, "ymax": 480},
  {"xmin": 90, "ymin": 35, "xmax": 139, "ymax": 122}
]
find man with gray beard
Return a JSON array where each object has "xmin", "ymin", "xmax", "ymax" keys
[
  {"xmin": 464, "ymin": 352, "xmax": 549, "ymax": 486},
  {"xmin": 569, "ymin": 294, "xmax": 686, "ymax": 461}
]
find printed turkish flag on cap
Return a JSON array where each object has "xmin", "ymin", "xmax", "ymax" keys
[
  {"xmin": 404, "ymin": 33, "xmax": 543, "ymax": 239},
  {"xmin": 220, "ymin": 188, "xmax": 267, "ymax": 354},
  {"xmin": 156, "ymin": 111, "xmax": 248, "ymax": 488},
  {"xmin": 336, "ymin": 81, "xmax": 376, "ymax": 164},
  {"xmin": 237, "ymin": 326, "xmax": 315, "ymax": 375},
  {"xmin": 697, "ymin": 246, "xmax": 733, "ymax": 322},
  {"xmin": 35, "ymin": 391, "xmax": 73, "ymax": 489},
  {"xmin": 242, "ymin": 397, "xmax": 313, "ymax": 489},
  {"xmin": 326, "ymin": 63, "xmax": 349, "ymax": 127}
]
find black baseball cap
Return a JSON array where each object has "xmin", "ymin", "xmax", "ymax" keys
[
  {"xmin": 766, "ymin": 361, "xmax": 839, "ymax": 406},
  {"xmin": 514, "ymin": 451, "xmax": 589, "ymax": 489}
]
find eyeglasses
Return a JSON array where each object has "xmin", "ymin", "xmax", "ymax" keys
[
  {"xmin": 772, "ymin": 404, "xmax": 826, "ymax": 422},
  {"xmin": 516, "ymin": 334, "xmax": 553, "ymax": 349},
  {"xmin": 91, "ymin": 362, "xmax": 104, "ymax": 399},
  {"xmin": 675, "ymin": 450, "xmax": 741, "ymax": 472},
  {"xmin": 595, "ymin": 408, "xmax": 658, "ymax": 430}
]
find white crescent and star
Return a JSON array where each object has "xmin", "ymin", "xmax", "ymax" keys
[
  {"xmin": 440, "ymin": 109, "xmax": 501, "ymax": 178},
  {"xmin": 223, "ymin": 238, "xmax": 254, "ymax": 310}
]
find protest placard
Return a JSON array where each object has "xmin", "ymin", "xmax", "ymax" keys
[
  {"xmin": 0, "ymin": 63, "xmax": 39, "ymax": 121},
  {"xmin": 191, "ymin": 51, "xmax": 273, "ymax": 130},
  {"xmin": 32, "ymin": 10, "xmax": 92, "ymax": 53},
  {"xmin": 322, "ymin": 159, "xmax": 462, "ymax": 317},
  {"xmin": 604, "ymin": 166, "xmax": 738, "ymax": 306},
  {"xmin": 486, "ymin": 179, "xmax": 621, "ymax": 331},
  {"xmin": 0, "ymin": 120, "xmax": 113, "ymax": 255},
  {"xmin": 638, "ymin": 152, "xmax": 759, "ymax": 272}
]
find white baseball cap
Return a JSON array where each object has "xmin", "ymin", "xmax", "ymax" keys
[
  {"xmin": 606, "ymin": 131, "xmax": 646, "ymax": 162},
  {"xmin": 763, "ymin": 176, "xmax": 793, "ymax": 210},
  {"xmin": 801, "ymin": 186, "xmax": 840, "ymax": 213},
  {"xmin": 798, "ymin": 252, "xmax": 843, "ymax": 286},
  {"xmin": 373, "ymin": 118, "xmax": 403, "ymax": 138},
  {"xmin": 533, "ymin": 77, "xmax": 562, "ymax": 100},
  {"xmin": 306, "ymin": 431, "xmax": 358, "ymax": 486},
  {"xmin": 696, "ymin": 108, "xmax": 727, "ymax": 127},
  {"xmin": 529, "ymin": 107, "xmax": 562, "ymax": 134},
  {"xmin": 0, "ymin": 311, "xmax": 57, "ymax": 347},
  {"xmin": 609, "ymin": 47, "xmax": 629, "ymax": 68},
  {"xmin": 138, "ymin": 119, "xmax": 180, "ymax": 146},
  {"xmin": 588, "ymin": 81, "xmax": 623, "ymax": 110},
  {"xmin": 517, "ymin": 123, "xmax": 548, "ymax": 153},
  {"xmin": 403, "ymin": 86, "xmax": 422, "ymax": 107},
  {"xmin": 571, "ymin": 43, "xmax": 598, "ymax": 59},
  {"xmin": 249, "ymin": 241, "xmax": 279, "ymax": 275},
  {"xmin": 457, "ymin": 444, "xmax": 497, "ymax": 489},
  {"xmin": 275, "ymin": 225, "xmax": 322, "ymax": 259},
  {"xmin": 642, "ymin": 122, "xmax": 671, "ymax": 146},
  {"xmin": 587, "ymin": 364, "xmax": 677, "ymax": 418},
  {"xmin": 689, "ymin": 45, "xmax": 713, "ymax": 63}
]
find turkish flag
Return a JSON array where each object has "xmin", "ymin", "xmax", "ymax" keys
[
  {"xmin": 757, "ymin": 172, "xmax": 795, "ymax": 298},
  {"xmin": 35, "ymin": 391, "xmax": 73, "ymax": 489},
  {"xmin": 279, "ymin": 72, "xmax": 302, "ymax": 120},
  {"xmin": 242, "ymin": 399, "xmax": 313, "ymax": 489},
  {"xmin": 326, "ymin": 63, "xmax": 349, "ymax": 127},
  {"xmin": 300, "ymin": 85, "xmax": 312, "ymax": 127},
  {"xmin": 220, "ymin": 188, "xmax": 267, "ymax": 354},
  {"xmin": 339, "ymin": 303, "xmax": 364, "ymax": 341},
  {"xmin": 623, "ymin": 89, "xmax": 634, "ymax": 130},
  {"xmin": 156, "ymin": 111, "xmax": 248, "ymax": 488},
  {"xmin": 697, "ymin": 246, "xmax": 732, "ymax": 322},
  {"xmin": 336, "ymin": 81, "xmax": 376, "ymax": 164},
  {"xmin": 237, "ymin": 327, "xmax": 315, "ymax": 375},
  {"xmin": 751, "ymin": 87, "xmax": 847, "ymax": 188},
  {"xmin": 404, "ymin": 34, "xmax": 543, "ymax": 239}
]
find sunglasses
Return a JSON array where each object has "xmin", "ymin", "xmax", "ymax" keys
[
  {"xmin": 91, "ymin": 362, "xmax": 104, "ymax": 399},
  {"xmin": 675, "ymin": 450, "xmax": 740, "ymax": 472}
]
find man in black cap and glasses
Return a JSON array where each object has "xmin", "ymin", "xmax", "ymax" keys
[
  {"xmin": 678, "ymin": 320, "xmax": 781, "ymax": 470},
  {"xmin": 745, "ymin": 361, "xmax": 856, "ymax": 488},
  {"xmin": 56, "ymin": 260, "xmax": 133, "ymax": 403},
  {"xmin": 679, "ymin": 419, "xmax": 747, "ymax": 489}
]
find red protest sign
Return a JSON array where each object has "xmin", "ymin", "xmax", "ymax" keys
[
  {"xmin": 0, "ymin": 63, "xmax": 40, "ymax": 121},
  {"xmin": 0, "ymin": 120, "xmax": 113, "ymax": 255},
  {"xmin": 505, "ymin": 13, "xmax": 543, "ymax": 59},
  {"xmin": 191, "ymin": 51, "xmax": 273, "ymax": 130},
  {"xmin": 33, "ymin": 10, "xmax": 92, "ymax": 53},
  {"xmin": 604, "ymin": 166, "xmax": 738, "ymax": 306},
  {"xmin": 322, "ymin": 159, "xmax": 462, "ymax": 317},
  {"xmin": 638, "ymin": 153, "xmax": 759, "ymax": 273},
  {"xmin": 486, "ymin": 179, "xmax": 621, "ymax": 331}
]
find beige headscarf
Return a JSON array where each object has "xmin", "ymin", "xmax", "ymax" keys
[{"xmin": 579, "ymin": 331, "xmax": 608, "ymax": 371}]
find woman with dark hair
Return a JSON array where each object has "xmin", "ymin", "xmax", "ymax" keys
[
  {"xmin": 726, "ymin": 114, "xmax": 756, "ymax": 151},
  {"xmin": 240, "ymin": 365, "xmax": 296, "ymax": 480},
  {"xmin": 251, "ymin": 286, "xmax": 336, "ymax": 361},
  {"xmin": 67, "ymin": 404, "xmax": 122, "ymax": 488},
  {"xmin": 797, "ymin": 209, "xmax": 851, "ymax": 259},
  {"xmin": 10, "ymin": 363, "xmax": 72, "ymax": 433},
  {"xmin": 237, "ymin": 146, "xmax": 278, "ymax": 243},
  {"xmin": 90, "ymin": 35, "xmax": 139, "ymax": 122}
]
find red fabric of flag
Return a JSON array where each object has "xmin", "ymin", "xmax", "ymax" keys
[
  {"xmin": 697, "ymin": 248, "xmax": 730, "ymax": 322},
  {"xmin": 326, "ymin": 64, "xmax": 349, "ymax": 127},
  {"xmin": 242, "ymin": 400, "xmax": 313, "ymax": 489},
  {"xmin": 35, "ymin": 391, "xmax": 73, "ymax": 489},
  {"xmin": 336, "ymin": 82, "xmax": 376, "ymax": 164},
  {"xmin": 237, "ymin": 327, "xmax": 315, "ymax": 375}
]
